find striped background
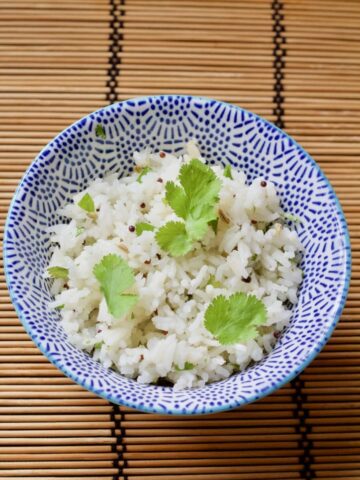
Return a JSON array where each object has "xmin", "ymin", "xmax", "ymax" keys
[{"xmin": 0, "ymin": 1, "xmax": 359, "ymax": 478}]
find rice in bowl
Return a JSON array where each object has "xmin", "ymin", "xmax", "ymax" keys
[{"xmin": 47, "ymin": 141, "xmax": 303, "ymax": 390}]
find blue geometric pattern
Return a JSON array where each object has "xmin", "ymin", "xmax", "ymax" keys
[{"xmin": 3, "ymin": 95, "xmax": 351, "ymax": 415}]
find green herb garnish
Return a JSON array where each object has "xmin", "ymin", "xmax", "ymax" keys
[
  {"xmin": 175, "ymin": 362, "xmax": 195, "ymax": 371},
  {"xmin": 223, "ymin": 165, "xmax": 233, "ymax": 179},
  {"xmin": 47, "ymin": 266, "xmax": 69, "ymax": 280},
  {"xmin": 85, "ymin": 237, "xmax": 96, "ymax": 246},
  {"xmin": 209, "ymin": 218, "xmax": 218, "ymax": 234},
  {"xmin": 94, "ymin": 341, "xmax": 104, "ymax": 350},
  {"xmin": 76, "ymin": 226, "xmax": 85, "ymax": 237},
  {"xmin": 137, "ymin": 166, "xmax": 152, "ymax": 183},
  {"xmin": 95, "ymin": 124, "xmax": 106, "ymax": 140},
  {"xmin": 156, "ymin": 221, "xmax": 193, "ymax": 257},
  {"xmin": 78, "ymin": 193, "xmax": 95, "ymax": 213},
  {"xmin": 156, "ymin": 159, "xmax": 221, "ymax": 256},
  {"xmin": 282, "ymin": 212, "xmax": 301, "ymax": 223},
  {"xmin": 55, "ymin": 304, "xmax": 65, "ymax": 310},
  {"xmin": 207, "ymin": 275, "xmax": 223, "ymax": 289},
  {"xmin": 135, "ymin": 222, "xmax": 155, "ymax": 236},
  {"xmin": 93, "ymin": 254, "xmax": 138, "ymax": 318},
  {"xmin": 204, "ymin": 292, "xmax": 267, "ymax": 345}
]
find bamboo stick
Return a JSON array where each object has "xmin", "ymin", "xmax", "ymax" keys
[
  {"xmin": 0, "ymin": 399, "xmax": 108, "ymax": 405},
  {"xmin": 0, "ymin": 477, "xmax": 117, "ymax": 480},
  {"xmin": 0, "ymin": 384, "xmax": 87, "ymax": 391},
  {"xmin": 119, "ymin": 419, "xmax": 298, "ymax": 429},
  {"xmin": 0, "ymin": 421, "xmax": 113, "ymax": 429},
  {"xmin": 0, "ymin": 436, "xmax": 115, "ymax": 445},
  {"xmin": 0, "ymin": 445, "xmax": 114, "ymax": 454},
  {"xmin": 0, "ymin": 414, "xmax": 110, "ymax": 422},
  {"xmin": 0, "ymin": 461, "xmax": 116, "ymax": 468},
  {"xmin": 127, "ymin": 475, "xmax": 295, "ymax": 480},
  {"xmin": 119, "ymin": 407, "xmax": 353, "ymax": 421},
  {"xmin": 0, "ymin": 428, "xmax": 112, "ymax": 437},
  {"xmin": 0, "ymin": 406, "xmax": 112, "ymax": 413},
  {"xmin": 0, "ymin": 478, "xmax": 117, "ymax": 480},
  {"xmin": 0, "ymin": 453, "xmax": 116, "ymax": 460},
  {"xmin": 122, "ymin": 434, "xmax": 300, "ymax": 444},
  {"xmin": 123, "ymin": 465, "xmax": 301, "ymax": 475},
  {"xmin": 123, "ymin": 458, "xmax": 299, "ymax": 467},
  {"xmin": 124, "ymin": 440, "xmax": 300, "ymax": 452},
  {"xmin": 123, "ymin": 450, "xmax": 301, "ymax": 460},
  {"xmin": 0, "ymin": 391, "xmax": 98, "ymax": 398},
  {"xmin": 0, "ymin": 468, "xmax": 118, "ymax": 476}
]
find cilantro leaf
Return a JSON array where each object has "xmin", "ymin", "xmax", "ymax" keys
[
  {"xmin": 55, "ymin": 304, "xmax": 65, "ymax": 310},
  {"xmin": 95, "ymin": 124, "xmax": 106, "ymax": 140},
  {"xmin": 78, "ymin": 193, "xmax": 95, "ymax": 213},
  {"xmin": 165, "ymin": 181, "xmax": 188, "ymax": 219},
  {"xmin": 94, "ymin": 341, "xmax": 104, "ymax": 350},
  {"xmin": 48, "ymin": 266, "xmax": 69, "ymax": 280},
  {"xmin": 156, "ymin": 221, "xmax": 193, "ymax": 257},
  {"xmin": 223, "ymin": 165, "xmax": 233, "ymax": 179},
  {"xmin": 157, "ymin": 159, "xmax": 221, "ymax": 255},
  {"xmin": 137, "ymin": 166, "xmax": 152, "ymax": 183},
  {"xmin": 135, "ymin": 222, "xmax": 155, "ymax": 236},
  {"xmin": 177, "ymin": 159, "xmax": 221, "ymax": 236},
  {"xmin": 204, "ymin": 292, "xmax": 267, "ymax": 345},
  {"xmin": 93, "ymin": 254, "xmax": 138, "ymax": 318},
  {"xmin": 175, "ymin": 362, "xmax": 195, "ymax": 371}
]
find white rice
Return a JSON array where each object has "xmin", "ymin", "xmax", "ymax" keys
[{"xmin": 47, "ymin": 142, "xmax": 303, "ymax": 390}]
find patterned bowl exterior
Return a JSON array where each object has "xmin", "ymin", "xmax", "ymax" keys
[{"xmin": 3, "ymin": 96, "xmax": 351, "ymax": 415}]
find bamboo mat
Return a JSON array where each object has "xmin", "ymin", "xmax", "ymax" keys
[{"xmin": 0, "ymin": 0, "xmax": 359, "ymax": 478}]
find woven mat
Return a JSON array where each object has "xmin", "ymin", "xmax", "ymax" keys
[{"xmin": 0, "ymin": 0, "xmax": 358, "ymax": 479}]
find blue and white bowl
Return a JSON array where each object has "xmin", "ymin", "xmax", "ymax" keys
[{"xmin": 4, "ymin": 96, "xmax": 351, "ymax": 415}]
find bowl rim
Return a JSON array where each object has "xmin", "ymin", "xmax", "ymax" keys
[{"xmin": 3, "ymin": 94, "xmax": 352, "ymax": 415}]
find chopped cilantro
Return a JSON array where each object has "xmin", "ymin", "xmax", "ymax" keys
[
  {"xmin": 223, "ymin": 165, "xmax": 233, "ymax": 179},
  {"xmin": 55, "ymin": 304, "xmax": 64, "ymax": 310},
  {"xmin": 175, "ymin": 362, "xmax": 195, "ymax": 371},
  {"xmin": 156, "ymin": 159, "xmax": 221, "ymax": 256},
  {"xmin": 93, "ymin": 254, "xmax": 138, "ymax": 318},
  {"xmin": 209, "ymin": 218, "xmax": 218, "ymax": 234},
  {"xmin": 47, "ymin": 266, "xmax": 69, "ymax": 280},
  {"xmin": 94, "ymin": 341, "xmax": 104, "ymax": 350},
  {"xmin": 261, "ymin": 222, "xmax": 273, "ymax": 233},
  {"xmin": 137, "ymin": 166, "xmax": 152, "ymax": 183},
  {"xmin": 78, "ymin": 193, "xmax": 95, "ymax": 213},
  {"xmin": 282, "ymin": 212, "xmax": 301, "ymax": 223},
  {"xmin": 207, "ymin": 275, "xmax": 223, "ymax": 289},
  {"xmin": 135, "ymin": 222, "xmax": 155, "ymax": 236},
  {"xmin": 76, "ymin": 226, "xmax": 85, "ymax": 237},
  {"xmin": 204, "ymin": 292, "xmax": 267, "ymax": 345},
  {"xmin": 95, "ymin": 124, "xmax": 106, "ymax": 140},
  {"xmin": 85, "ymin": 237, "xmax": 96, "ymax": 246}
]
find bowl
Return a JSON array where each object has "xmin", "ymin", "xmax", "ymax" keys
[{"xmin": 4, "ymin": 95, "xmax": 351, "ymax": 415}]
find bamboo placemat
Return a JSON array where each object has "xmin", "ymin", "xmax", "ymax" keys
[{"xmin": 0, "ymin": 0, "xmax": 358, "ymax": 478}]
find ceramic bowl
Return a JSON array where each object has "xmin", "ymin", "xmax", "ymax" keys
[{"xmin": 4, "ymin": 95, "xmax": 351, "ymax": 415}]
